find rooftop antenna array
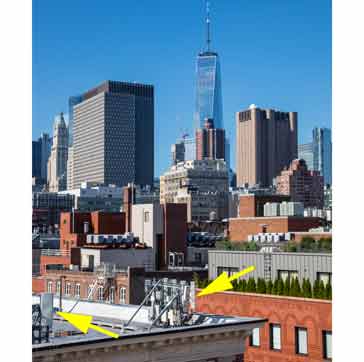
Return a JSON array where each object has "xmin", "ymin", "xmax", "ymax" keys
[{"xmin": 143, "ymin": 278, "xmax": 196, "ymax": 330}]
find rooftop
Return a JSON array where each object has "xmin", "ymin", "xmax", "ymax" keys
[{"xmin": 32, "ymin": 295, "xmax": 265, "ymax": 350}]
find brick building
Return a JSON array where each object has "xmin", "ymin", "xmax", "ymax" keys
[
  {"xmin": 276, "ymin": 159, "xmax": 324, "ymax": 208},
  {"xmin": 229, "ymin": 193, "xmax": 322, "ymax": 242},
  {"xmin": 238, "ymin": 194, "xmax": 290, "ymax": 218},
  {"xmin": 59, "ymin": 211, "xmax": 126, "ymax": 250},
  {"xmin": 196, "ymin": 291, "xmax": 332, "ymax": 361},
  {"xmin": 34, "ymin": 266, "xmax": 207, "ymax": 305},
  {"xmin": 195, "ymin": 118, "xmax": 225, "ymax": 161},
  {"xmin": 229, "ymin": 216, "xmax": 322, "ymax": 242}
]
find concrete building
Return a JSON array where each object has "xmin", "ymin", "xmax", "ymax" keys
[
  {"xmin": 236, "ymin": 105, "xmax": 297, "ymax": 187},
  {"xmin": 131, "ymin": 203, "xmax": 187, "ymax": 270},
  {"xmin": 196, "ymin": 291, "xmax": 332, "ymax": 362},
  {"xmin": 79, "ymin": 247, "xmax": 154, "ymax": 271},
  {"xmin": 71, "ymin": 80, "xmax": 154, "ymax": 189},
  {"xmin": 47, "ymin": 113, "xmax": 69, "ymax": 192},
  {"xmin": 160, "ymin": 159, "xmax": 229, "ymax": 222},
  {"xmin": 66, "ymin": 146, "xmax": 74, "ymax": 190},
  {"xmin": 32, "ymin": 291, "xmax": 265, "ymax": 362},
  {"xmin": 195, "ymin": 118, "xmax": 225, "ymax": 161},
  {"xmin": 275, "ymin": 159, "xmax": 324, "ymax": 208},
  {"xmin": 59, "ymin": 182, "xmax": 123, "ymax": 212},
  {"xmin": 208, "ymin": 250, "xmax": 332, "ymax": 285}
]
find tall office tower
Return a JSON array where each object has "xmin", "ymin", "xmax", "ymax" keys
[
  {"xmin": 32, "ymin": 133, "xmax": 52, "ymax": 183},
  {"xmin": 72, "ymin": 80, "xmax": 154, "ymax": 189},
  {"xmin": 32, "ymin": 140, "xmax": 42, "ymax": 180},
  {"xmin": 196, "ymin": 118, "xmax": 225, "ymax": 160},
  {"xmin": 171, "ymin": 140, "xmax": 185, "ymax": 165},
  {"xmin": 47, "ymin": 113, "xmax": 69, "ymax": 192},
  {"xmin": 313, "ymin": 127, "xmax": 332, "ymax": 186},
  {"xmin": 67, "ymin": 95, "xmax": 83, "ymax": 190},
  {"xmin": 194, "ymin": 2, "xmax": 223, "ymax": 130},
  {"xmin": 298, "ymin": 142, "xmax": 314, "ymax": 170},
  {"xmin": 236, "ymin": 104, "xmax": 298, "ymax": 187}
]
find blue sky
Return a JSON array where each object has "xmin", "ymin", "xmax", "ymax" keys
[{"xmin": 33, "ymin": 0, "xmax": 332, "ymax": 177}]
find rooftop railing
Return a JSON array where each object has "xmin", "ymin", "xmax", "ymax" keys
[{"xmin": 41, "ymin": 249, "xmax": 70, "ymax": 257}]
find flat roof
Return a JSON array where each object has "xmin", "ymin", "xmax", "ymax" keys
[{"xmin": 32, "ymin": 295, "xmax": 266, "ymax": 350}]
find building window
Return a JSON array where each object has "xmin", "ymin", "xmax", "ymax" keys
[
  {"xmin": 144, "ymin": 211, "xmax": 150, "ymax": 222},
  {"xmin": 317, "ymin": 272, "xmax": 332, "ymax": 286},
  {"xmin": 270, "ymin": 324, "xmax": 281, "ymax": 351},
  {"xmin": 119, "ymin": 287, "xmax": 126, "ymax": 304},
  {"xmin": 98, "ymin": 286, "xmax": 104, "ymax": 301},
  {"xmin": 87, "ymin": 284, "xmax": 94, "ymax": 299},
  {"xmin": 65, "ymin": 283, "xmax": 71, "ymax": 296},
  {"xmin": 278, "ymin": 270, "xmax": 298, "ymax": 281},
  {"xmin": 295, "ymin": 327, "xmax": 308, "ymax": 355},
  {"xmin": 217, "ymin": 266, "xmax": 239, "ymax": 277},
  {"xmin": 75, "ymin": 283, "xmax": 80, "ymax": 298},
  {"xmin": 56, "ymin": 281, "xmax": 61, "ymax": 295},
  {"xmin": 249, "ymin": 327, "xmax": 260, "ymax": 347},
  {"xmin": 47, "ymin": 281, "xmax": 52, "ymax": 293},
  {"xmin": 194, "ymin": 253, "xmax": 202, "ymax": 263},
  {"xmin": 323, "ymin": 331, "xmax": 332, "ymax": 359},
  {"xmin": 109, "ymin": 286, "xmax": 115, "ymax": 304}
]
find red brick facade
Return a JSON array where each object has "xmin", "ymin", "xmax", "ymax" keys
[
  {"xmin": 196, "ymin": 291, "xmax": 332, "ymax": 362},
  {"xmin": 276, "ymin": 159, "xmax": 324, "ymax": 208},
  {"xmin": 60, "ymin": 211, "xmax": 126, "ymax": 250},
  {"xmin": 239, "ymin": 194, "xmax": 290, "ymax": 218},
  {"xmin": 229, "ymin": 216, "xmax": 322, "ymax": 242}
]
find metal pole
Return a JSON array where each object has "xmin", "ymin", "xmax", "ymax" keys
[
  {"xmin": 148, "ymin": 293, "xmax": 179, "ymax": 332},
  {"xmin": 125, "ymin": 279, "xmax": 163, "ymax": 327}
]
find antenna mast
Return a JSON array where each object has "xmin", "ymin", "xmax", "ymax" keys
[{"xmin": 206, "ymin": 1, "xmax": 211, "ymax": 51}]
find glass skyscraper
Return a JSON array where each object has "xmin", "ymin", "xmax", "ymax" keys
[
  {"xmin": 298, "ymin": 127, "xmax": 332, "ymax": 186},
  {"xmin": 313, "ymin": 127, "xmax": 332, "ymax": 186},
  {"xmin": 194, "ymin": 51, "xmax": 223, "ymax": 130}
]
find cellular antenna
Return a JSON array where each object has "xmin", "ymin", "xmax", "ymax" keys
[{"xmin": 206, "ymin": 1, "xmax": 211, "ymax": 51}]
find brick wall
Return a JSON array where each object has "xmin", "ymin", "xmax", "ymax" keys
[
  {"xmin": 229, "ymin": 217, "xmax": 322, "ymax": 242},
  {"xmin": 196, "ymin": 291, "xmax": 331, "ymax": 362}
]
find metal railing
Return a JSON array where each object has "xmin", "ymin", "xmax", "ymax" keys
[{"xmin": 41, "ymin": 249, "xmax": 70, "ymax": 257}]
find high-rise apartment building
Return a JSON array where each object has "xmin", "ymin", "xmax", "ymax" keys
[
  {"xmin": 47, "ymin": 113, "xmax": 68, "ymax": 192},
  {"xmin": 236, "ymin": 104, "xmax": 297, "ymax": 187},
  {"xmin": 71, "ymin": 80, "xmax": 154, "ymax": 189},
  {"xmin": 313, "ymin": 127, "xmax": 332, "ymax": 186},
  {"xmin": 196, "ymin": 118, "xmax": 225, "ymax": 160},
  {"xmin": 275, "ymin": 159, "xmax": 324, "ymax": 208}
]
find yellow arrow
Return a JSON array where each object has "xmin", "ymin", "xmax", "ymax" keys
[
  {"xmin": 197, "ymin": 265, "xmax": 256, "ymax": 297},
  {"xmin": 57, "ymin": 312, "xmax": 120, "ymax": 339}
]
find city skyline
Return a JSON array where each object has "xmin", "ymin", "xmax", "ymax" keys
[{"xmin": 33, "ymin": 0, "xmax": 332, "ymax": 177}]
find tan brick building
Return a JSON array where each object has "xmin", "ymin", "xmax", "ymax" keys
[
  {"xmin": 276, "ymin": 159, "xmax": 324, "ymax": 208},
  {"xmin": 236, "ymin": 105, "xmax": 297, "ymax": 187}
]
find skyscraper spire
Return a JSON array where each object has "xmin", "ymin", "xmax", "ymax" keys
[{"xmin": 206, "ymin": 1, "xmax": 211, "ymax": 51}]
